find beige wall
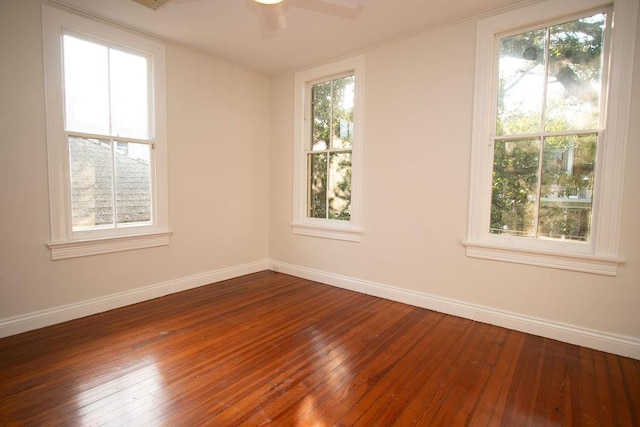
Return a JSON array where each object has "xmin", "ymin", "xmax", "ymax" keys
[
  {"xmin": 0, "ymin": 0, "xmax": 269, "ymax": 319},
  {"xmin": 1, "ymin": 0, "xmax": 638, "ymax": 349},
  {"xmin": 268, "ymin": 18, "xmax": 640, "ymax": 340}
]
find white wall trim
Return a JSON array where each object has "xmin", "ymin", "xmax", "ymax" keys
[
  {"xmin": 463, "ymin": 240, "xmax": 624, "ymax": 276},
  {"xmin": 269, "ymin": 260, "xmax": 640, "ymax": 359},
  {"xmin": 48, "ymin": 231, "xmax": 173, "ymax": 260},
  {"xmin": 291, "ymin": 222, "xmax": 363, "ymax": 242},
  {"xmin": 0, "ymin": 259, "xmax": 268, "ymax": 338},
  {"xmin": 4, "ymin": 258, "xmax": 638, "ymax": 359}
]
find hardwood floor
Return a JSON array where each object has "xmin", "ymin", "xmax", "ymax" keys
[{"xmin": 1, "ymin": 271, "xmax": 638, "ymax": 426}]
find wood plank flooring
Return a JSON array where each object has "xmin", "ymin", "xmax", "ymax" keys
[{"xmin": 1, "ymin": 271, "xmax": 638, "ymax": 426}]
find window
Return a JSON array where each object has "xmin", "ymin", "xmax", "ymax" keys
[
  {"xmin": 464, "ymin": 0, "xmax": 637, "ymax": 275},
  {"xmin": 292, "ymin": 56, "xmax": 364, "ymax": 241},
  {"xmin": 42, "ymin": 5, "xmax": 170, "ymax": 260},
  {"xmin": 491, "ymin": 10, "xmax": 607, "ymax": 242}
]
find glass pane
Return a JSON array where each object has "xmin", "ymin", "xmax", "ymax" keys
[
  {"xmin": 545, "ymin": 14, "xmax": 606, "ymax": 132},
  {"xmin": 538, "ymin": 134, "xmax": 596, "ymax": 241},
  {"xmin": 328, "ymin": 152, "xmax": 352, "ymax": 220},
  {"xmin": 110, "ymin": 49, "xmax": 149, "ymax": 139},
  {"xmin": 331, "ymin": 76, "xmax": 355, "ymax": 149},
  {"xmin": 308, "ymin": 153, "xmax": 327, "ymax": 218},
  {"xmin": 115, "ymin": 142, "xmax": 152, "ymax": 225},
  {"xmin": 63, "ymin": 35, "xmax": 110, "ymax": 135},
  {"xmin": 311, "ymin": 81, "xmax": 331, "ymax": 151},
  {"xmin": 69, "ymin": 137, "xmax": 114, "ymax": 229},
  {"xmin": 497, "ymin": 29, "xmax": 546, "ymax": 135},
  {"xmin": 491, "ymin": 138, "xmax": 540, "ymax": 236}
]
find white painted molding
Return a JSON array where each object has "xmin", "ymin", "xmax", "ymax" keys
[
  {"xmin": 269, "ymin": 260, "xmax": 640, "ymax": 360},
  {"xmin": 48, "ymin": 231, "xmax": 173, "ymax": 260},
  {"xmin": 463, "ymin": 240, "xmax": 624, "ymax": 276},
  {"xmin": 0, "ymin": 259, "xmax": 269, "ymax": 338},
  {"xmin": 291, "ymin": 223, "xmax": 363, "ymax": 242}
]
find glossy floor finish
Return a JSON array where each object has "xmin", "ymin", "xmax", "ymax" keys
[{"xmin": 1, "ymin": 271, "xmax": 638, "ymax": 426}]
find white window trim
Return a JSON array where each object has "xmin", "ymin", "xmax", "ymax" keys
[
  {"xmin": 292, "ymin": 55, "xmax": 365, "ymax": 242},
  {"xmin": 464, "ymin": 0, "xmax": 637, "ymax": 275},
  {"xmin": 42, "ymin": 4, "xmax": 171, "ymax": 260}
]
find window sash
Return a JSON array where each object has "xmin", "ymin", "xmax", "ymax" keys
[
  {"xmin": 306, "ymin": 150, "xmax": 352, "ymax": 220},
  {"xmin": 62, "ymin": 31, "xmax": 153, "ymax": 141},
  {"xmin": 68, "ymin": 135, "xmax": 154, "ymax": 233},
  {"xmin": 490, "ymin": 133, "xmax": 598, "ymax": 241}
]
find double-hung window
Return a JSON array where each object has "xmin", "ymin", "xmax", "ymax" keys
[
  {"xmin": 292, "ymin": 56, "xmax": 364, "ymax": 241},
  {"xmin": 42, "ymin": 5, "xmax": 170, "ymax": 260},
  {"xmin": 465, "ymin": 0, "xmax": 637, "ymax": 275}
]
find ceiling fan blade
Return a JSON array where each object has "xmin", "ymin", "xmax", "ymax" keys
[
  {"xmin": 252, "ymin": 2, "xmax": 288, "ymax": 37},
  {"xmin": 317, "ymin": 0, "xmax": 362, "ymax": 9},
  {"xmin": 275, "ymin": 4, "xmax": 287, "ymax": 29},
  {"xmin": 131, "ymin": 0, "xmax": 170, "ymax": 10},
  {"xmin": 290, "ymin": 0, "xmax": 363, "ymax": 19}
]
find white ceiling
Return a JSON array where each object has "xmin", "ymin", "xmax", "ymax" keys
[{"xmin": 50, "ymin": 0, "xmax": 537, "ymax": 75}]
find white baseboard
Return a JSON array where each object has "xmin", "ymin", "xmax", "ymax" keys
[
  {"xmin": 0, "ymin": 259, "xmax": 269, "ymax": 338},
  {"xmin": 3, "ymin": 258, "xmax": 638, "ymax": 360},
  {"xmin": 269, "ymin": 260, "xmax": 640, "ymax": 360}
]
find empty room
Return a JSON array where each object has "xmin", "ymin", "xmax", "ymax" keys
[{"xmin": 1, "ymin": 0, "xmax": 639, "ymax": 424}]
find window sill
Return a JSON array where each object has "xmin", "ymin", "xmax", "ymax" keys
[
  {"xmin": 48, "ymin": 231, "xmax": 172, "ymax": 260},
  {"xmin": 291, "ymin": 222, "xmax": 363, "ymax": 242},
  {"xmin": 462, "ymin": 240, "xmax": 624, "ymax": 276}
]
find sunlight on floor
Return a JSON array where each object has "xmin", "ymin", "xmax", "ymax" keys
[
  {"xmin": 297, "ymin": 395, "xmax": 326, "ymax": 427},
  {"xmin": 75, "ymin": 357, "xmax": 165, "ymax": 425}
]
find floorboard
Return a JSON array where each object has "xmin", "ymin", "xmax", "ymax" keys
[{"xmin": 0, "ymin": 271, "xmax": 638, "ymax": 426}]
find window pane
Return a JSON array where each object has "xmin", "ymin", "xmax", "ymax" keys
[
  {"xmin": 63, "ymin": 35, "xmax": 110, "ymax": 135},
  {"xmin": 308, "ymin": 153, "xmax": 327, "ymax": 218},
  {"xmin": 328, "ymin": 152, "xmax": 352, "ymax": 220},
  {"xmin": 311, "ymin": 81, "xmax": 331, "ymax": 151},
  {"xmin": 497, "ymin": 29, "xmax": 546, "ymax": 135},
  {"xmin": 331, "ymin": 76, "xmax": 354, "ymax": 149},
  {"xmin": 538, "ymin": 134, "xmax": 596, "ymax": 241},
  {"xmin": 491, "ymin": 138, "xmax": 540, "ymax": 236},
  {"xmin": 545, "ymin": 14, "xmax": 606, "ymax": 132},
  {"xmin": 110, "ymin": 49, "xmax": 149, "ymax": 139},
  {"xmin": 69, "ymin": 137, "xmax": 114, "ymax": 229},
  {"xmin": 115, "ymin": 142, "xmax": 152, "ymax": 225}
]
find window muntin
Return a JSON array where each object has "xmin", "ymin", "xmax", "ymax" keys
[
  {"xmin": 62, "ymin": 33, "xmax": 154, "ymax": 233},
  {"xmin": 308, "ymin": 74, "xmax": 354, "ymax": 221},
  {"xmin": 490, "ymin": 10, "xmax": 608, "ymax": 243}
]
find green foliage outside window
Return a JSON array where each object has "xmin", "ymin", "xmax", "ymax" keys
[
  {"xmin": 491, "ymin": 12, "xmax": 605, "ymax": 242},
  {"xmin": 309, "ymin": 75, "xmax": 354, "ymax": 220}
]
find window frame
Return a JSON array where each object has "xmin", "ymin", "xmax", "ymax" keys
[
  {"xmin": 42, "ymin": 5, "xmax": 170, "ymax": 260},
  {"xmin": 464, "ymin": 0, "xmax": 637, "ymax": 275},
  {"xmin": 292, "ymin": 56, "xmax": 365, "ymax": 242}
]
